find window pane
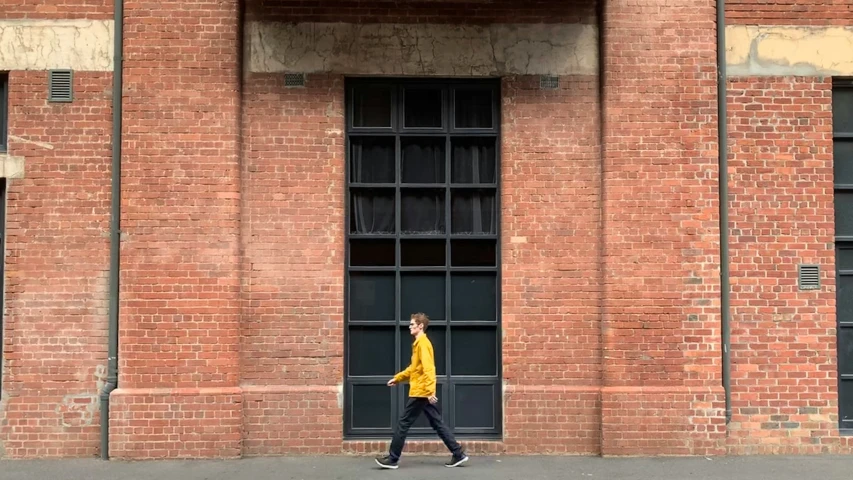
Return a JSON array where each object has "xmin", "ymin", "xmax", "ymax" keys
[
  {"xmin": 454, "ymin": 384, "xmax": 496, "ymax": 428},
  {"xmin": 836, "ymin": 193, "xmax": 853, "ymax": 237},
  {"xmin": 351, "ymin": 137, "xmax": 395, "ymax": 184},
  {"xmin": 836, "ymin": 140, "xmax": 853, "ymax": 184},
  {"xmin": 349, "ymin": 326, "xmax": 395, "ymax": 376},
  {"xmin": 402, "ymin": 137, "xmax": 445, "ymax": 184},
  {"xmin": 351, "ymin": 239, "xmax": 395, "ymax": 267},
  {"xmin": 351, "ymin": 188, "xmax": 395, "ymax": 234},
  {"xmin": 451, "ymin": 137, "xmax": 496, "ymax": 184},
  {"xmin": 451, "ymin": 327, "xmax": 497, "ymax": 376},
  {"xmin": 455, "ymin": 89, "xmax": 493, "ymax": 129},
  {"xmin": 350, "ymin": 272, "xmax": 395, "ymax": 321},
  {"xmin": 351, "ymin": 384, "xmax": 393, "ymax": 429},
  {"xmin": 451, "ymin": 190, "xmax": 497, "ymax": 235},
  {"xmin": 839, "ymin": 326, "xmax": 853, "ymax": 375},
  {"xmin": 401, "ymin": 273, "xmax": 445, "ymax": 320},
  {"xmin": 834, "ymin": 88, "xmax": 853, "ymax": 134},
  {"xmin": 839, "ymin": 248, "xmax": 853, "ymax": 271},
  {"xmin": 405, "ymin": 88, "xmax": 442, "ymax": 128},
  {"xmin": 353, "ymin": 85, "xmax": 392, "ymax": 128},
  {"xmin": 839, "ymin": 276, "xmax": 853, "ymax": 324},
  {"xmin": 0, "ymin": 74, "xmax": 6, "ymax": 150},
  {"xmin": 451, "ymin": 240, "xmax": 496, "ymax": 267},
  {"xmin": 401, "ymin": 239, "xmax": 445, "ymax": 267},
  {"xmin": 400, "ymin": 325, "xmax": 446, "ymax": 375},
  {"xmin": 841, "ymin": 380, "xmax": 853, "ymax": 427},
  {"xmin": 401, "ymin": 189, "xmax": 446, "ymax": 234},
  {"xmin": 451, "ymin": 274, "xmax": 497, "ymax": 321}
]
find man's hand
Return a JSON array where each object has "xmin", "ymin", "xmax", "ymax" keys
[
  {"xmin": 428, "ymin": 395, "xmax": 438, "ymax": 404},
  {"xmin": 387, "ymin": 379, "xmax": 397, "ymax": 387}
]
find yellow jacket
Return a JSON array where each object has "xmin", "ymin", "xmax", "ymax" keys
[{"xmin": 393, "ymin": 334, "xmax": 436, "ymax": 398}]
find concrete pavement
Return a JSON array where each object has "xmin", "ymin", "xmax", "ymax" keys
[{"xmin": 2, "ymin": 455, "xmax": 852, "ymax": 480}]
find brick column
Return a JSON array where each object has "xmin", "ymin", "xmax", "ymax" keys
[
  {"xmin": 109, "ymin": 0, "xmax": 243, "ymax": 459},
  {"xmin": 600, "ymin": 0, "xmax": 726, "ymax": 455}
]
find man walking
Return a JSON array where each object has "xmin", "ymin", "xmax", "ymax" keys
[{"xmin": 375, "ymin": 313, "xmax": 469, "ymax": 469}]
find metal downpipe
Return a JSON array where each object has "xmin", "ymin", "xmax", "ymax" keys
[
  {"xmin": 100, "ymin": 0, "xmax": 123, "ymax": 459},
  {"xmin": 717, "ymin": 0, "xmax": 732, "ymax": 425}
]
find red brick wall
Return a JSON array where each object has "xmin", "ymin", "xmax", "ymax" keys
[
  {"xmin": 726, "ymin": 77, "xmax": 853, "ymax": 454},
  {"xmin": 247, "ymin": 0, "xmax": 596, "ymax": 23},
  {"xmin": 0, "ymin": 71, "xmax": 112, "ymax": 457},
  {"xmin": 238, "ymin": 0, "xmax": 604, "ymax": 457},
  {"xmin": 0, "ymin": 0, "xmax": 111, "ymax": 19},
  {"xmin": 726, "ymin": 1, "xmax": 853, "ymax": 25},
  {"xmin": 501, "ymin": 75, "xmax": 602, "ymax": 454},
  {"xmin": 600, "ymin": 0, "xmax": 725, "ymax": 455},
  {"xmin": 239, "ymin": 73, "xmax": 345, "ymax": 455},
  {"xmin": 109, "ymin": 0, "xmax": 243, "ymax": 459}
]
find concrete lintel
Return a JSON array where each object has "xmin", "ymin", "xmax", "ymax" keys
[
  {"xmin": 0, "ymin": 154, "xmax": 25, "ymax": 179},
  {"xmin": 0, "ymin": 19, "xmax": 114, "ymax": 71},
  {"xmin": 249, "ymin": 22, "xmax": 598, "ymax": 76}
]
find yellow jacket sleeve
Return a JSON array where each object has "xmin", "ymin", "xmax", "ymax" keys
[
  {"xmin": 394, "ymin": 360, "xmax": 415, "ymax": 383},
  {"xmin": 418, "ymin": 341, "xmax": 436, "ymax": 396}
]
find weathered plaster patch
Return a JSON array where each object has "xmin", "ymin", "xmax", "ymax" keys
[
  {"xmin": 7, "ymin": 135, "xmax": 54, "ymax": 151},
  {"xmin": 0, "ymin": 154, "xmax": 24, "ymax": 179},
  {"xmin": 249, "ymin": 22, "xmax": 598, "ymax": 76},
  {"xmin": 0, "ymin": 19, "xmax": 113, "ymax": 71},
  {"xmin": 727, "ymin": 25, "xmax": 853, "ymax": 76},
  {"xmin": 57, "ymin": 394, "xmax": 98, "ymax": 428}
]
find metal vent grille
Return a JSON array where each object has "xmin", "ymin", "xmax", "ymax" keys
[
  {"xmin": 48, "ymin": 69, "xmax": 73, "ymax": 102},
  {"xmin": 539, "ymin": 75, "xmax": 559, "ymax": 90},
  {"xmin": 284, "ymin": 73, "xmax": 305, "ymax": 88},
  {"xmin": 798, "ymin": 264, "xmax": 820, "ymax": 290}
]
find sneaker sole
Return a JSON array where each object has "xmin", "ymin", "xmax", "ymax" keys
[
  {"xmin": 375, "ymin": 458, "xmax": 399, "ymax": 470},
  {"xmin": 445, "ymin": 456, "xmax": 469, "ymax": 468}
]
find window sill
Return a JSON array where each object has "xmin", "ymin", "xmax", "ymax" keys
[{"xmin": 0, "ymin": 153, "xmax": 24, "ymax": 178}]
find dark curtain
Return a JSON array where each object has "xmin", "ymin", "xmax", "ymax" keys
[
  {"xmin": 452, "ymin": 191, "xmax": 496, "ymax": 235},
  {"xmin": 352, "ymin": 190, "xmax": 394, "ymax": 234},
  {"xmin": 403, "ymin": 141, "xmax": 444, "ymax": 183},
  {"xmin": 402, "ymin": 191, "xmax": 445, "ymax": 234},
  {"xmin": 455, "ymin": 90, "xmax": 492, "ymax": 129},
  {"xmin": 451, "ymin": 140, "xmax": 496, "ymax": 184},
  {"xmin": 351, "ymin": 139, "xmax": 393, "ymax": 184}
]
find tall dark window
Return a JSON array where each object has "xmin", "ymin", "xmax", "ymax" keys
[
  {"xmin": 344, "ymin": 79, "xmax": 501, "ymax": 438},
  {"xmin": 835, "ymin": 79, "xmax": 853, "ymax": 432},
  {"xmin": 0, "ymin": 73, "xmax": 8, "ymax": 152}
]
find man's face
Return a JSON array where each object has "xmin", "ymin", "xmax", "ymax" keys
[{"xmin": 409, "ymin": 318, "xmax": 423, "ymax": 336}]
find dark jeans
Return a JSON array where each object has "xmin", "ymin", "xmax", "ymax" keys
[{"xmin": 389, "ymin": 397, "xmax": 463, "ymax": 461}]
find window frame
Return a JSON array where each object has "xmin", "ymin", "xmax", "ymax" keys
[
  {"xmin": 343, "ymin": 77, "xmax": 503, "ymax": 439},
  {"xmin": 833, "ymin": 78, "xmax": 853, "ymax": 434},
  {"xmin": 0, "ymin": 73, "xmax": 8, "ymax": 152}
]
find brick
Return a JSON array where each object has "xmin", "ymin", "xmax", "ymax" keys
[
  {"xmin": 0, "ymin": 0, "xmax": 111, "ymax": 19},
  {"xmin": 726, "ymin": 1, "xmax": 853, "ymax": 26},
  {"xmin": 0, "ymin": 70, "xmax": 112, "ymax": 458}
]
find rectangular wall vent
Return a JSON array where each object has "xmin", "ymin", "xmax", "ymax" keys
[
  {"xmin": 48, "ymin": 70, "xmax": 73, "ymax": 103},
  {"xmin": 539, "ymin": 75, "xmax": 559, "ymax": 90},
  {"xmin": 798, "ymin": 264, "xmax": 820, "ymax": 290},
  {"xmin": 284, "ymin": 73, "xmax": 305, "ymax": 88}
]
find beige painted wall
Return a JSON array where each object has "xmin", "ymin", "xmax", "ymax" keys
[{"xmin": 727, "ymin": 25, "xmax": 853, "ymax": 77}]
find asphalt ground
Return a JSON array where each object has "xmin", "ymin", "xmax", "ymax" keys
[{"xmin": 2, "ymin": 455, "xmax": 851, "ymax": 480}]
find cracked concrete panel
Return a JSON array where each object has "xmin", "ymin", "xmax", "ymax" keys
[
  {"xmin": 249, "ymin": 22, "xmax": 598, "ymax": 76},
  {"xmin": 727, "ymin": 25, "xmax": 853, "ymax": 76},
  {"xmin": 0, "ymin": 19, "xmax": 113, "ymax": 71},
  {"xmin": 0, "ymin": 154, "xmax": 24, "ymax": 179}
]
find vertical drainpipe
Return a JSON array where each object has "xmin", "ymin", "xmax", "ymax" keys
[
  {"xmin": 717, "ymin": 0, "xmax": 732, "ymax": 425},
  {"xmin": 100, "ymin": 0, "xmax": 123, "ymax": 460}
]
